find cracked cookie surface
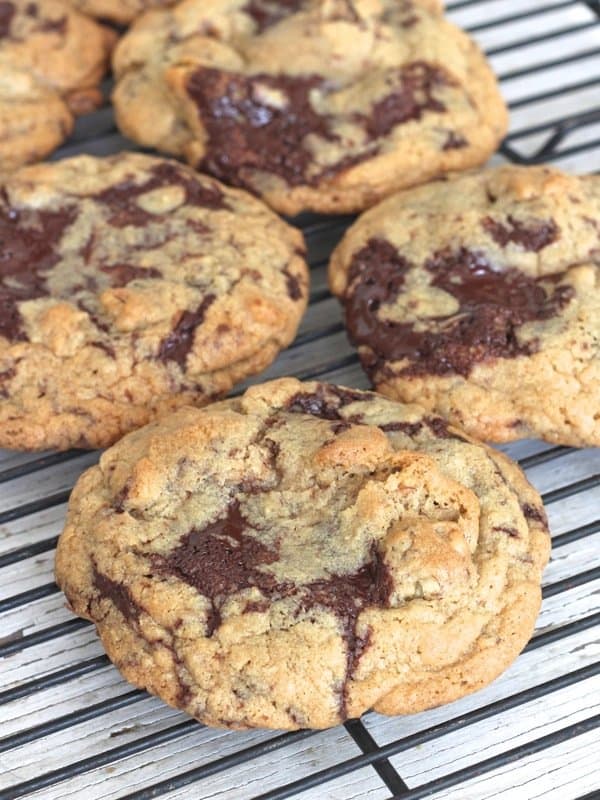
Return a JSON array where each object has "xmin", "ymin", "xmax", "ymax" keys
[
  {"xmin": 112, "ymin": 0, "xmax": 506, "ymax": 215},
  {"xmin": 0, "ymin": 153, "xmax": 308, "ymax": 450},
  {"xmin": 55, "ymin": 377, "xmax": 549, "ymax": 730},
  {"xmin": 0, "ymin": 0, "xmax": 114, "ymax": 170},
  {"xmin": 330, "ymin": 165, "xmax": 600, "ymax": 446}
]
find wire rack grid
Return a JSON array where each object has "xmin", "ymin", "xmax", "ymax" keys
[{"xmin": 1, "ymin": 1, "xmax": 599, "ymax": 798}]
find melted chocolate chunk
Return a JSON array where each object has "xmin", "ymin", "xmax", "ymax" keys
[
  {"xmin": 379, "ymin": 416, "xmax": 461, "ymax": 440},
  {"xmin": 345, "ymin": 244, "xmax": 574, "ymax": 378},
  {"xmin": 155, "ymin": 497, "xmax": 392, "ymax": 717},
  {"xmin": 0, "ymin": 201, "xmax": 77, "ymax": 340},
  {"xmin": 94, "ymin": 163, "xmax": 227, "ymax": 227},
  {"xmin": 380, "ymin": 420, "xmax": 423, "ymax": 436},
  {"xmin": 0, "ymin": 366, "xmax": 15, "ymax": 397},
  {"xmin": 442, "ymin": 131, "xmax": 468, "ymax": 150},
  {"xmin": 286, "ymin": 383, "xmax": 371, "ymax": 420},
  {"xmin": 282, "ymin": 265, "xmax": 303, "ymax": 300},
  {"xmin": 356, "ymin": 63, "xmax": 450, "ymax": 138},
  {"xmin": 482, "ymin": 216, "xmax": 559, "ymax": 252},
  {"xmin": 37, "ymin": 14, "xmax": 66, "ymax": 33},
  {"xmin": 331, "ymin": 420, "xmax": 352, "ymax": 434},
  {"xmin": 186, "ymin": 62, "xmax": 448, "ymax": 189},
  {"xmin": 494, "ymin": 525, "xmax": 519, "ymax": 538},
  {"xmin": 158, "ymin": 294, "xmax": 216, "ymax": 367},
  {"xmin": 100, "ymin": 263, "xmax": 161, "ymax": 286},
  {"xmin": 93, "ymin": 567, "xmax": 140, "ymax": 622},
  {"xmin": 187, "ymin": 68, "xmax": 336, "ymax": 188},
  {"xmin": 0, "ymin": 1, "xmax": 14, "ymax": 37},
  {"xmin": 522, "ymin": 503, "xmax": 547, "ymax": 525},
  {"xmin": 243, "ymin": 0, "xmax": 304, "ymax": 32},
  {"xmin": 298, "ymin": 542, "xmax": 392, "ymax": 716},
  {"xmin": 154, "ymin": 500, "xmax": 284, "ymax": 635}
]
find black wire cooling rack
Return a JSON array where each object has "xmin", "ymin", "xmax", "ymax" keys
[{"xmin": 1, "ymin": 1, "xmax": 599, "ymax": 798}]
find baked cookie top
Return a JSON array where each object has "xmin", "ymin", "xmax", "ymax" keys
[
  {"xmin": 0, "ymin": 0, "xmax": 114, "ymax": 170},
  {"xmin": 55, "ymin": 377, "xmax": 549, "ymax": 730},
  {"xmin": 0, "ymin": 153, "xmax": 308, "ymax": 451},
  {"xmin": 67, "ymin": 0, "xmax": 173, "ymax": 24},
  {"xmin": 329, "ymin": 165, "xmax": 600, "ymax": 446},
  {"xmin": 112, "ymin": 0, "xmax": 507, "ymax": 215}
]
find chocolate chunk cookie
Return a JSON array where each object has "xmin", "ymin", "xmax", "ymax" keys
[
  {"xmin": 0, "ymin": 154, "xmax": 308, "ymax": 450},
  {"xmin": 55, "ymin": 377, "xmax": 549, "ymax": 730},
  {"xmin": 330, "ymin": 165, "xmax": 600, "ymax": 446},
  {"xmin": 0, "ymin": 0, "xmax": 114, "ymax": 170},
  {"xmin": 112, "ymin": 0, "xmax": 507, "ymax": 215}
]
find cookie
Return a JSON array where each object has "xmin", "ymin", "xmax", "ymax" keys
[
  {"xmin": 112, "ymin": 0, "xmax": 507, "ymax": 215},
  {"xmin": 55, "ymin": 377, "xmax": 549, "ymax": 730},
  {"xmin": 330, "ymin": 166, "xmax": 600, "ymax": 447},
  {"xmin": 0, "ymin": 153, "xmax": 308, "ymax": 451},
  {"xmin": 0, "ymin": 0, "xmax": 114, "ymax": 171}
]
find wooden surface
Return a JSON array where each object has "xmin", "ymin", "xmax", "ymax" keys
[{"xmin": 1, "ymin": 1, "xmax": 600, "ymax": 798}]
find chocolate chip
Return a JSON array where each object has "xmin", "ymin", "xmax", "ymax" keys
[
  {"xmin": 93, "ymin": 567, "xmax": 140, "ymax": 622},
  {"xmin": 0, "ymin": 366, "xmax": 15, "ymax": 397},
  {"xmin": 355, "ymin": 62, "xmax": 450, "ymax": 138},
  {"xmin": 380, "ymin": 420, "xmax": 423, "ymax": 436},
  {"xmin": 158, "ymin": 294, "xmax": 216, "ymax": 368},
  {"xmin": 482, "ymin": 216, "xmax": 559, "ymax": 252},
  {"xmin": 37, "ymin": 14, "xmax": 66, "ymax": 34},
  {"xmin": 99, "ymin": 263, "xmax": 161, "ymax": 287},
  {"xmin": 286, "ymin": 383, "xmax": 371, "ymax": 421},
  {"xmin": 0, "ymin": 1, "xmax": 14, "ymax": 37},
  {"xmin": 494, "ymin": 525, "xmax": 520, "ymax": 538},
  {"xmin": 282, "ymin": 266, "xmax": 303, "ymax": 300},
  {"xmin": 243, "ymin": 0, "xmax": 304, "ymax": 32},
  {"xmin": 330, "ymin": 420, "xmax": 352, "ymax": 434},
  {"xmin": 442, "ymin": 131, "xmax": 468, "ymax": 150},
  {"xmin": 522, "ymin": 503, "xmax": 547, "ymax": 525}
]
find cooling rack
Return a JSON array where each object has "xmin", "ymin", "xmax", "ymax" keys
[{"xmin": 1, "ymin": 1, "xmax": 600, "ymax": 798}]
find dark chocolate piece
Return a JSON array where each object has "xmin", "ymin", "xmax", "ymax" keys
[
  {"xmin": 0, "ymin": 1, "xmax": 14, "ymax": 37},
  {"xmin": 94, "ymin": 162, "xmax": 228, "ymax": 227},
  {"xmin": 37, "ymin": 14, "xmax": 66, "ymax": 34},
  {"xmin": 99, "ymin": 263, "xmax": 161, "ymax": 286},
  {"xmin": 158, "ymin": 294, "xmax": 216, "ymax": 367},
  {"xmin": 0, "ymin": 201, "xmax": 77, "ymax": 340},
  {"xmin": 522, "ymin": 503, "xmax": 547, "ymax": 525},
  {"xmin": 298, "ymin": 542, "xmax": 392, "ymax": 716},
  {"xmin": 493, "ymin": 525, "xmax": 520, "ymax": 538},
  {"xmin": 187, "ymin": 68, "xmax": 335, "ymax": 188},
  {"xmin": 93, "ymin": 567, "xmax": 140, "ymax": 622},
  {"xmin": 282, "ymin": 265, "xmax": 303, "ymax": 300},
  {"xmin": 154, "ymin": 500, "xmax": 283, "ymax": 635},
  {"xmin": 187, "ymin": 61, "xmax": 453, "ymax": 190},
  {"xmin": 243, "ymin": 0, "xmax": 303, "ymax": 32},
  {"xmin": 482, "ymin": 216, "xmax": 559, "ymax": 252},
  {"xmin": 442, "ymin": 131, "xmax": 468, "ymax": 150},
  {"xmin": 286, "ymin": 383, "xmax": 371, "ymax": 421},
  {"xmin": 155, "ymin": 497, "xmax": 393, "ymax": 717},
  {"xmin": 380, "ymin": 420, "xmax": 423, "ymax": 436},
  {"xmin": 355, "ymin": 62, "xmax": 450, "ymax": 138},
  {"xmin": 344, "ymin": 244, "xmax": 574, "ymax": 378}
]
